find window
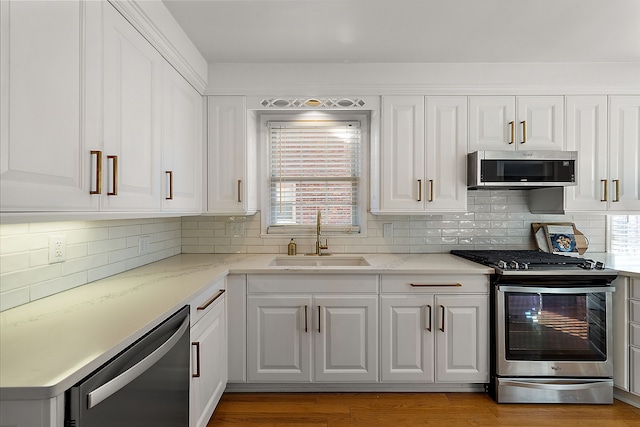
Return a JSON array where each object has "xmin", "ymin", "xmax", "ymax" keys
[
  {"xmin": 609, "ymin": 215, "xmax": 640, "ymax": 255},
  {"xmin": 266, "ymin": 118, "xmax": 364, "ymax": 234}
]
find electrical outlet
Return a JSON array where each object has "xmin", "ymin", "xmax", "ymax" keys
[
  {"xmin": 383, "ymin": 223, "xmax": 393, "ymax": 238},
  {"xmin": 139, "ymin": 236, "xmax": 151, "ymax": 255},
  {"xmin": 49, "ymin": 235, "xmax": 67, "ymax": 263}
]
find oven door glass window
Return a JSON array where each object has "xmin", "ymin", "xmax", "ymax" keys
[{"xmin": 504, "ymin": 291, "xmax": 607, "ymax": 361}]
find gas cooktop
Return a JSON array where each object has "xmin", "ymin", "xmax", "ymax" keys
[{"xmin": 450, "ymin": 249, "xmax": 617, "ymax": 276}]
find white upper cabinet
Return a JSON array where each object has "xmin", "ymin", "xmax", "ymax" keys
[
  {"xmin": 206, "ymin": 96, "xmax": 257, "ymax": 215},
  {"xmin": 565, "ymin": 95, "xmax": 640, "ymax": 212},
  {"xmin": 0, "ymin": 0, "xmax": 97, "ymax": 212},
  {"xmin": 564, "ymin": 96, "xmax": 609, "ymax": 211},
  {"xmin": 162, "ymin": 65, "xmax": 203, "ymax": 213},
  {"xmin": 608, "ymin": 96, "xmax": 640, "ymax": 212},
  {"xmin": 468, "ymin": 96, "xmax": 564, "ymax": 152},
  {"xmin": 101, "ymin": 3, "xmax": 163, "ymax": 211},
  {"xmin": 1, "ymin": 1, "xmax": 204, "ymax": 218},
  {"xmin": 377, "ymin": 95, "xmax": 467, "ymax": 214},
  {"xmin": 380, "ymin": 96, "xmax": 426, "ymax": 212},
  {"xmin": 425, "ymin": 96, "xmax": 468, "ymax": 212}
]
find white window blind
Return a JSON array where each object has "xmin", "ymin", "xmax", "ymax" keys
[
  {"xmin": 610, "ymin": 215, "xmax": 640, "ymax": 255},
  {"xmin": 268, "ymin": 121, "xmax": 361, "ymax": 233}
]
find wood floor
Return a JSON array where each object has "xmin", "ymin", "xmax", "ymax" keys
[{"xmin": 207, "ymin": 392, "xmax": 640, "ymax": 427}]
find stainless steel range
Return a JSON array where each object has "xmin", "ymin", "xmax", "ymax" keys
[{"xmin": 451, "ymin": 250, "xmax": 618, "ymax": 404}]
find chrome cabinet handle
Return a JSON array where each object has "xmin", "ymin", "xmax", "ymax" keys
[
  {"xmin": 197, "ymin": 289, "xmax": 225, "ymax": 311},
  {"xmin": 601, "ymin": 179, "xmax": 608, "ymax": 202},
  {"xmin": 417, "ymin": 179, "xmax": 422, "ymax": 202},
  {"xmin": 87, "ymin": 316, "xmax": 189, "ymax": 408},
  {"xmin": 90, "ymin": 151, "xmax": 102, "ymax": 194},
  {"xmin": 192, "ymin": 342, "xmax": 201, "ymax": 378},
  {"xmin": 165, "ymin": 171, "xmax": 173, "ymax": 200},
  {"xmin": 520, "ymin": 121, "xmax": 527, "ymax": 144},
  {"xmin": 107, "ymin": 155, "xmax": 118, "ymax": 196}
]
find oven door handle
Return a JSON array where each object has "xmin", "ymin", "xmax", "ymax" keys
[
  {"xmin": 498, "ymin": 285, "xmax": 615, "ymax": 294},
  {"xmin": 500, "ymin": 379, "xmax": 612, "ymax": 391}
]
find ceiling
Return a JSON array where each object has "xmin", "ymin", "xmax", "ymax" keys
[{"xmin": 162, "ymin": 0, "xmax": 640, "ymax": 64}]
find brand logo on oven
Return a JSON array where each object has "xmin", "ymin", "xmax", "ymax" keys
[{"xmin": 551, "ymin": 366, "xmax": 562, "ymax": 371}]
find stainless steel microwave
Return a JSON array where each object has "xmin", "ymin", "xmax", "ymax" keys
[{"xmin": 468, "ymin": 150, "xmax": 577, "ymax": 189}]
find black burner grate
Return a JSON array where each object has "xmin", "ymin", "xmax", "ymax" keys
[{"xmin": 450, "ymin": 250, "xmax": 585, "ymax": 266}]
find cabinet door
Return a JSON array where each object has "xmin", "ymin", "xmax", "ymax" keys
[
  {"xmin": 516, "ymin": 96, "xmax": 564, "ymax": 150},
  {"xmin": 564, "ymin": 96, "xmax": 608, "ymax": 212},
  {"xmin": 631, "ymin": 347, "xmax": 640, "ymax": 397},
  {"xmin": 314, "ymin": 295, "xmax": 378, "ymax": 382},
  {"xmin": 207, "ymin": 96, "xmax": 255, "ymax": 214},
  {"xmin": 468, "ymin": 96, "xmax": 515, "ymax": 152},
  {"xmin": 101, "ymin": 4, "xmax": 162, "ymax": 211},
  {"xmin": 190, "ymin": 297, "xmax": 227, "ymax": 427},
  {"xmin": 247, "ymin": 295, "xmax": 312, "ymax": 382},
  {"xmin": 425, "ymin": 96, "xmax": 467, "ymax": 212},
  {"xmin": 608, "ymin": 96, "xmax": 640, "ymax": 212},
  {"xmin": 434, "ymin": 294, "xmax": 488, "ymax": 383},
  {"xmin": 380, "ymin": 295, "xmax": 434, "ymax": 382},
  {"xmin": 380, "ymin": 96, "xmax": 425, "ymax": 212},
  {"xmin": 0, "ymin": 0, "xmax": 97, "ymax": 212},
  {"xmin": 163, "ymin": 64, "xmax": 203, "ymax": 213}
]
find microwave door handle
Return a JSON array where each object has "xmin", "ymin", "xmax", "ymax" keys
[
  {"xmin": 498, "ymin": 285, "xmax": 615, "ymax": 294},
  {"xmin": 87, "ymin": 316, "xmax": 189, "ymax": 409}
]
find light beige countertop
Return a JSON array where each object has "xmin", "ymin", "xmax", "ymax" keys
[{"xmin": 0, "ymin": 253, "xmax": 491, "ymax": 400}]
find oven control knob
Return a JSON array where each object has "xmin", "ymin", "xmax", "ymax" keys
[
  {"xmin": 595, "ymin": 261, "xmax": 605, "ymax": 270},
  {"xmin": 497, "ymin": 260, "xmax": 508, "ymax": 269},
  {"xmin": 521, "ymin": 262, "xmax": 530, "ymax": 270},
  {"xmin": 508, "ymin": 261, "xmax": 519, "ymax": 270}
]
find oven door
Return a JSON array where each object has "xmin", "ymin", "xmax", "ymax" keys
[{"xmin": 496, "ymin": 285, "xmax": 614, "ymax": 377}]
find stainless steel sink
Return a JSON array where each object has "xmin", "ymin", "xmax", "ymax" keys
[{"xmin": 268, "ymin": 256, "xmax": 370, "ymax": 267}]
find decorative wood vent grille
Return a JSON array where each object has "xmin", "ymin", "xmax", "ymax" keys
[{"xmin": 260, "ymin": 98, "xmax": 366, "ymax": 108}]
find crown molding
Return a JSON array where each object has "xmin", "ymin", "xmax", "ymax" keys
[{"xmin": 108, "ymin": 0, "xmax": 207, "ymax": 93}]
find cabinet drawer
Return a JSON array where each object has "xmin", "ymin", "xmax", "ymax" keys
[
  {"xmin": 190, "ymin": 278, "xmax": 226, "ymax": 325},
  {"xmin": 631, "ymin": 323, "xmax": 640, "ymax": 348},
  {"xmin": 248, "ymin": 274, "xmax": 378, "ymax": 293},
  {"xmin": 631, "ymin": 300, "xmax": 640, "ymax": 324},
  {"xmin": 381, "ymin": 274, "xmax": 488, "ymax": 294}
]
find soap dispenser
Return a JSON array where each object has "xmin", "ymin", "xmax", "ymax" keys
[{"xmin": 287, "ymin": 239, "xmax": 297, "ymax": 255}]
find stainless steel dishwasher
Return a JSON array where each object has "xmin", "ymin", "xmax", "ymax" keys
[{"xmin": 65, "ymin": 306, "xmax": 190, "ymax": 426}]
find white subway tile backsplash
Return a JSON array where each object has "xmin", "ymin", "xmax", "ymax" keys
[
  {"xmin": 0, "ymin": 218, "xmax": 181, "ymax": 312},
  {"xmin": 180, "ymin": 189, "xmax": 608, "ymax": 257}
]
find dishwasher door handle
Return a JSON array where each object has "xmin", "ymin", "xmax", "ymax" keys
[{"xmin": 87, "ymin": 315, "xmax": 190, "ymax": 409}]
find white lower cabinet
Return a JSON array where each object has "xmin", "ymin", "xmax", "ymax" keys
[
  {"xmin": 380, "ymin": 275, "xmax": 489, "ymax": 384},
  {"xmin": 190, "ymin": 280, "xmax": 227, "ymax": 427},
  {"xmin": 246, "ymin": 274, "xmax": 378, "ymax": 383},
  {"xmin": 630, "ymin": 277, "xmax": 640, "ymax": 396}
]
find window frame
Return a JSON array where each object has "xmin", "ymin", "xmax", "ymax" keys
[{"xmin": 258, "ymin": 110, "xmax": 370, "ymax": 237}]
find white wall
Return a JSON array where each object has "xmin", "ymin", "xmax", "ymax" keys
[
  {"xmin": 206, "ymin": 62, "xmax": 640, "ymax": 95},
  {"xmin": 0, "ymin": 218, "xmax": 181, "ymax": 311}
]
